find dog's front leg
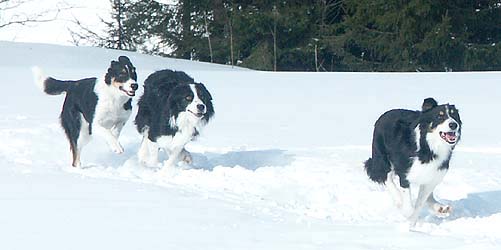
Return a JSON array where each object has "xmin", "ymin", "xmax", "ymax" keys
[
  {"xmin": 157, "ymin": 130, "xmax": 192, "ymax": 175},
  {"xmin": 157, "ymin": 146, "xmax": 184, "ymax": 176},
  {"xmin": 94, "ymin": 124, "xmax": 124, "ymax": 154},
  {"xmin": 408, "ymin": 184, "xmax": 436, "ymax": 226},
  {"xmin": 111, "ymin": 122, "xmax": 126, "ymax": 138}
]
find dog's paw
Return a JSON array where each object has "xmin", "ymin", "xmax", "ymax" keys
[
  {"xmin": 181, "ymin": 150, "xmax": 193, "ymax": 164},
  {"xmin": 72, "ymin": 161, "xmax": 81, "ymax": 168},
  {"xmin": 432, "ymin": 204, "xmax": 452, "ymax": 217},
  {"xmin": 112, "ymin": 143, "xmax": 124, "ymax": 154}
]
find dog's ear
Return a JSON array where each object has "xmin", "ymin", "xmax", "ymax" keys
[
  {"xmin": 197, "ymin": 83, "xmax": 213, "ymax": 100},
  {"xmin": 118, "ymin": 56, "xmax": 131, "ymax": 64},
  {"xmin": 422, "ymin": 98, "xmax": 438, "ymax": 112},
  {"xmin": 109, "ymin": 60, "xmax": 120, "ymax": 70},
  {"xmin": 105, "ymin": 60, "xmax": 119, "ymax": 85}
]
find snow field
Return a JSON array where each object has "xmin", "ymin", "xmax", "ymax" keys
[{"xmin": 1, "ymin": 41, "xmax": 501, "ymax": 249}]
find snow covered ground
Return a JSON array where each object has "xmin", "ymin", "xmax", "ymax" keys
[{"xmin": 1, "ymin": 41, "xmax": 501, "ymax": 249}]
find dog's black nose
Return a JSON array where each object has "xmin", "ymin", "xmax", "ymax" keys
[
  {"xmin": 131, "ymin": 83, "xmax": 139, "ymax": 90},
  {"xmin": 449, "ymin": 122, "xmax": 458, "ymax": 130},
  {"xmin": 197, "ymin": 104, "xmax": 205, "ymax": 112}
]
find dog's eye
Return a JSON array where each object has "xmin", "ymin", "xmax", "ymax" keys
[
  {"xmin": 439, "ymin": 111, "xmax": 445, "ymax": 116},
  {"xmin": 185, "ymin": 95, "xmax": 193, "ymax": 101}
]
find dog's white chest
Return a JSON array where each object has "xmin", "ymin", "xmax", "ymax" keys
[
  {"xmin": 156, "ymin": 113, "xmax": 202, "ymax": 151},
  {"xmin": 95, "ymin": 100, "xmax": 130, "ymax": 127},
  {"xmin": 407, "ymin": 158, "xmax": 448, "ymax": 185},
  {"xmin": 93, "ymin": 83, "xmax": 131, "ymax": 129}
]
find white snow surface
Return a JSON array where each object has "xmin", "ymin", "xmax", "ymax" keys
[{"xmin": 1, "ymin": 41, "xmax": 501, "ymax": 249}]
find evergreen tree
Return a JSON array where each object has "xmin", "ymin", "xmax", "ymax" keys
[
  {"xmin": 87, "ymin": 0, "xmax": 501, "ymax": 71},
  {"xmin": 330, "ymin": 0, "xmax": 501, "ymax": 71}
]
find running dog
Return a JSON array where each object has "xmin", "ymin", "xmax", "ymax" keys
[
  {"xmin": 33, "ymin": 56, "xmax": 138, "ymax": 167},
  {"xmin": 364, "ymin": 98, "xmax": 461, "ymax": 225}
]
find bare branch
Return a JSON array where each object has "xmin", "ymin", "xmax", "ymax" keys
[
  {"xmin": 0, "ymin": 0, "xmax": 70, "ymax": 29},
  {"xmin": 67, "ymin": 14, "xmax": 108, "ymax": 47}
]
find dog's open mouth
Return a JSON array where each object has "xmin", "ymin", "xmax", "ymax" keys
[
  {"xmin": 188, "ymin": 110, "xmax": 204, "ymax": 118},
  {"xmin": 440, "ymin": 131, "xmax": 458, "ymax": 144},
  {"xmin": 119, "ymin": 86, "xmax": 135, "ymax": 97}
]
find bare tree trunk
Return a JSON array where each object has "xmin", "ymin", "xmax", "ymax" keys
[
  {"xmin": 229, "ymin": 18, "xmax": 234, "ymax": 66},
  {"xmin": 211, "ymin": 0, "xmax": 226, "ymax": 64},
  {"xmin": 272, "ymin": 5, "xmax": 278, "ymax": 71},
  {"xmin": 204, "ymin": 11, "xmax": 213, "ymax": 63},
  {"xmin": 179, "ymin": 0, "xmax": 193, "ymax": 59},
  {"xmin": 315, "ymin": 42, "xmax": 319, "ymax": 72},
  {"xmin": 273, "ymin": 27, "xmax": 277, "ymax": 71},
  {"xmin": 115, "ymin": 0, "xmax": 123, "ymax": 50}
]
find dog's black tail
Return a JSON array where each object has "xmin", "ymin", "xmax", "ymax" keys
[
  {"xmin": 364, "ymin": 144, "xmax": 391, "ymax": 184},
  {"xmin": 32, "ymin": 66, "xmax": 72, "ymax": 95},
  {"xmin": 365, "ymin": 157, "xmax": 392, "ymax": 184}
]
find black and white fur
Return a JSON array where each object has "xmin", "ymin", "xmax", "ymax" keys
[
  {"xmin": 135, "ymin": 69, "xmax": 214, "ymax": 174},
  {"xmin": 364, "ymin": 98, "xmax": 462, "ymax": 225},
  {"xmin": 33, "ymin": 56, "xmax": 138, "ymax": 167}
]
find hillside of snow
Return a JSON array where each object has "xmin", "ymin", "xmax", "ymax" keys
[{"xmin": 1, "ymin": 41, "xmax": 501, "ymax": 249}]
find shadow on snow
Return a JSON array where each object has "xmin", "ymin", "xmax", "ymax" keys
[
  {"xmin": 423, "ymin": 190, "xmax": 501, "ymax": 224},
  {"xmin": 448, "ymin": 190, "xmax": 501, "ymax": 219},
  {"xmin": 88, "ymin": 144, "xmax": 295, "ymax": 172},
  {"xmin": 191, "ymin": 149, "xmax": 294, "ymax": 171}
]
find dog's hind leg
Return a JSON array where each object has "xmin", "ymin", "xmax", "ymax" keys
[
  {"xmin": 395, "ymin": 176, "xmax": 415, "ymax": 219},
  {"xmin": 74, "ymin": 115, "xmax": 91, "ymax": 167},
  {"xmin": 386, "ymin": 171, "xmax": 403, "ymax": 208},
  {"xmin": 71, "ymin": 149, "xmax": 81, "ymax": 168},
  {"xmin": 70, "ymin": 115, "xmax": 92, "ymax": 167},
  {"xmin": 61, "ymin": 105, "xmax": 86, "ymax": 167}
]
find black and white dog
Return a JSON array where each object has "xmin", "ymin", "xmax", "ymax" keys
[
  {"xmin": 364, "ymin": 98, "xmax": 462, "ymax": 225},
  {"xmin": 33, "ymin": 56, "xmax": 138, "ymax": 167},
  {"xmin": 135, "ymin": 69, "xmax": 214, "ymax": 174}
]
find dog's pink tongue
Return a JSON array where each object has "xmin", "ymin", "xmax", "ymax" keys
[{"xmin": 446, "ymin": 132, "xmax": 456, "ymax": 141}]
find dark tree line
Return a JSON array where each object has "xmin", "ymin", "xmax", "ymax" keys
[{"xmin": 85, "ymin": 0, "xmax": 501, "ymax": 72}]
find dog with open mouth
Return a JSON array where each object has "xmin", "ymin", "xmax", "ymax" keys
[
  {"xmin": 33, "ymin": 56, "xmax": 138, "ymax": 167},
  {"xmin": 364, "ymin": 98, "xmax": 461, "ymax": 225},
  {"xmin": 134, "ymin": 69, "xmax": 214, "ymax": 174}
]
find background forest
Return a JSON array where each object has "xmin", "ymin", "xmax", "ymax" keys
[{"xmin": 79, "ymin": 0, "xmax": 501, "ymax": 72}]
